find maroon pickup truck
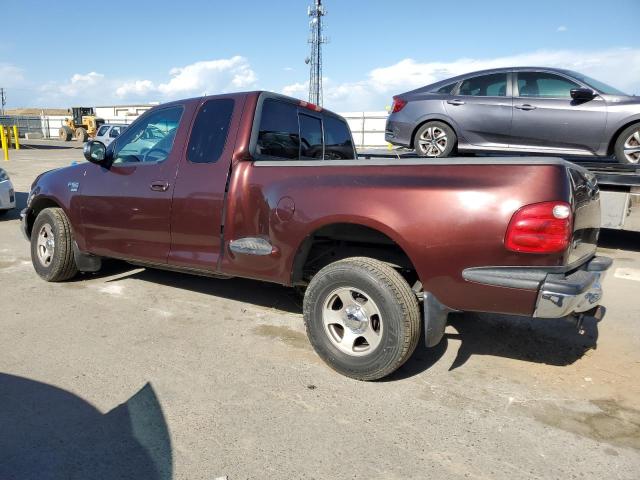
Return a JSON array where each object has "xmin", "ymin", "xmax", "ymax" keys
[{"xmin": 21, "ymin": 91, "xmax": 611, "ymax": 380}]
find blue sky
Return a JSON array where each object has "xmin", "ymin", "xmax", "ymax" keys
[{"xmin": 1, "ymin": 0, "xmax": 638, "ymax": 111}]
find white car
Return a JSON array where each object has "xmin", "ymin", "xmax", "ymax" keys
[
  {"xmin": 94, "ymin": 124, "xmax": 127, "ymax": 146},
  {"xmin": 0, "ymin": 168, "xmax": 16, "ymax": 216}
]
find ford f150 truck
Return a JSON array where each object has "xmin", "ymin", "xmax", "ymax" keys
[{"xmin": 21, "ymin": 91, "xmax": 611, "ymax": 380}]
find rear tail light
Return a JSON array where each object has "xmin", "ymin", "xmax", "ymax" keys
[
  {"xmin": 505, "ymin": 201, "xmax": 572, "ymax": 253},
  {"xmin": 391, "ymin": 96, "xmax": 407, "ymax": 113}
]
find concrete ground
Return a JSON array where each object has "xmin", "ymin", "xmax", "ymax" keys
[{"xmin": 1, "ymin": 140, "xmax": 639, "ymax": 480}]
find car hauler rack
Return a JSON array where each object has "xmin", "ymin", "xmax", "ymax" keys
[{"xmin": 579, "ymin": 161, "xmax": 640, "ymax": 232}]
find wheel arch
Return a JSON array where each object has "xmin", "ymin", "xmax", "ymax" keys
[
  {"xmin": 24, "ymin": 196, "xmax": 64, "ymax": 239},
  {"xmin": 290, "ymin": 220, "xmax": 420, "ymax": 288},
  {"xmin": 409, "ymin": 116, "xmax": 458, "ymax": 149},
  {"xmin": 607, "ymin": 118, "xmax": 640, "ymax": 156}
]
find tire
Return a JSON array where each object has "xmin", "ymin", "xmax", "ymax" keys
[
  {"xmin": 75, "ymin": 128, "xmax": 88, "ymax": 143},
  {"xmin": 413, "ymin": 121, "xmax": 456, "ymax": 158},
  {"xmin": 614, "ymin": 123, "xmax": 640, "ymax": 164},
  {"xmin": 59, "ymin": 126, "xmax": 73, "ymax": 141},
  {"xmin": 30, "ymin": 207, "xmax": 78, "ymax": 282},
  {"xmin": 303, "ymin": 257, "xmax": 421, "ymax": 381},
  {"xmin": 0, "ymin": 209, "xmax": 8, "ymax": 217}
]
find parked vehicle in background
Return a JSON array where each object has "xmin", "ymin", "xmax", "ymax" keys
[
  {"xmin": 94, "ymin": 124, "xmax": 127, "ymax": 147},
  {"xmin": 0, "ymin": 168, "xmax": 16, "ymax": 216},
  {"xmin": 386, "ymin": 67, "xmax": 640, "ymax": 164},
  {"xmin": 21, "ymin": 91, "xmax": 610, "ymax": 380}
]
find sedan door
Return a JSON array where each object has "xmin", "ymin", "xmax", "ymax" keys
[
  {"xmin": 510, "ymin": 71, "xmax": 607, "ymax": 154},
  {"xmin": 79, "ymin": 104, "xmax": 190, "ymax": 264},
  {"xmin": 443, "ymin": 72, "xmax": 513, "ymax": 148}
]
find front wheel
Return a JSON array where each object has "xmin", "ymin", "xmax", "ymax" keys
[
  {"xmin": 303, "ymin": 257, "xmax": 421, "ymax": 381},
  {"xmin": 413, "ymin": 121, "xmax": 456, "ymax": 158},
  {"xmin": 614, "ymin": 124, "xmax": 640, "ymax": 164},
  {"xmin": 30, "ymin": 207, "xmax": 78, "ymax": 282}
]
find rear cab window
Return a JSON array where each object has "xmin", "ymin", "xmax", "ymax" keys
[
  {"xmin": 256, "ymin": 96, "xmax": 355, "ymax": 161},
  {"xmin": 96, "ymin": 125, "xmax": 109, "ymax": 137}
]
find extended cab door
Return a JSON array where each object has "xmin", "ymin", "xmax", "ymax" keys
[
  {"xmin": 79, "ymin": 104, "xmax": 188, "ymax": 263},
  {"xmin": 510, "ymin": 71, "xmax": 607, "ymax": 153},
  {"xmin": 167, "ymin": 95, "xmax": 244, "ymax": 271}
]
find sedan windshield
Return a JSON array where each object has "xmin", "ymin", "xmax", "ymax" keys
[{"xmin": 568, "ymin": 71, "xmax": 629, "ymax": 96}]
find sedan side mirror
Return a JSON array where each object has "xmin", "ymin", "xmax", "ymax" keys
[
  {"xmin": 83, "ymin": 140, "xmax": 107, "ymax": 164},
  {"xmin": 570, "ymin": 88, "xmax": 596, "ymax": 101}
]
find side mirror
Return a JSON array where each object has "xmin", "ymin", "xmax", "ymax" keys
[
  {"xmin": 83, "ymin": 140, "xmax": 107, "ymax": 164},
  {"xmin": 570, "ymin": 87, "xmax": 596, "ymax": 101}
]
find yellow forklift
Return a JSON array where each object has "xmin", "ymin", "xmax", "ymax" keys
[{"xmin": 59, "ymin": 107, "xmax": 105, "ymax": 142}]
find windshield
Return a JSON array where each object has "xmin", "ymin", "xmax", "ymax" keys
[{"xmin": 568, "ymin": 71, "xmax": 629, "ymax": 96}]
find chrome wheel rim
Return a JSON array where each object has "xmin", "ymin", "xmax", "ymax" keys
[
  {"xmin": 623, "ymin": 130, "xmax": 640, "ymax": 164},
  {"xmin": 322, "ymin": 287, "xmax": 383, "ymax": 356},
  {"xmin": 36, "ymin": 223, "xmax": 55, "ymax": 267},
  {"xmin": 418, "ymin": 126, "xmax": 448, "ymax": 157}
]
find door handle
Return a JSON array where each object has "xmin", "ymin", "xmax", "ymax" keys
[
  {"xmin": 447, "ymin": 99, "xmax": 466, "ymax": 106},
  {"xmin": 515, "ymin": 104, "xmax": 537, "ymax": 111},
  {"xmin": 150, "ymin": 181, "xmax": 169, "ymax": 192}
]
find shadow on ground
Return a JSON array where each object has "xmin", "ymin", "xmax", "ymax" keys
[
  {"xmin": 18, "ymin": 142, "xmax": 82, "ymax": 150},
  {"xmin": 80, "ymin": 261, "xmax": 302, "ymax": 314},
  {"xmin": 86, "ymin": 263, "xmax": 600, "ymax": 380},
  {"xmin": 598, "ymin": 229, "xmax": 640, "ymax": 252},
  {"xmin": 0, "ymin": 191, "xmax": 28, "ymax": 221},
  {"xmin": 388, "ymin": 311, "xmax": 599, "ymax": 380},
  {"xmin": 0, "ymin": 373, "xmax": 172, "ymax": 480}
]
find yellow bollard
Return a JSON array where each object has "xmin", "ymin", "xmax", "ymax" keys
[
  {"xmin": 0, "ymin": 127, "xmax": 8, "ymax": 161},
  {"xmin": 12, "ymin": 125, "xmax": 20, "ymax": 150}
]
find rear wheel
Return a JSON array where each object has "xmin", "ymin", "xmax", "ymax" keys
[
  {"xmin": 303, "ymin": 257, "xmax": 421, "ymax": 381},
  {"xmin": 59, "ymin": 126, "xmax": 72, "ymax": 141},
  {"xmin": 614, "ymin": 124, "xmax": 640, "ymax": 164},
  {"xmin": 414, "ymin": 121, "xmax": 456, "ymax": 158},
  {"xmin": 75, "ymin": 128, "xmax": 88, "ymax": 142},
  {"xmin": 30, "ymin": 207, "xmax": 78, "ymax": 282}
]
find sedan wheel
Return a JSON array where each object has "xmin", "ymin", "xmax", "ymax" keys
[
  {"xmin": 413, "ymin": 121, "xmax": 456, "ymax": 158},
  {"xmin": 623, "ymin": 130, "xmax": 640, "ymax": 164}
]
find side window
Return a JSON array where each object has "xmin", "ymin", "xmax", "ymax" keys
[
  {"xmin": 517, "ymin": 72, "xmax": 580, "ymax": 98},
  {"xmin": 97, "ymin": 125, "xmax": 109, "ymax": 137},
  {"xmin": 109, "ymin": 126, "xmax": 120, "ymax": 138},
  {"xmin": 113, "ymin": 106, "xmax": 183, "ymax": 164},
  {"xmin": 323, "ymin": 116, "xmax": 355, "ymax": 159},
  {"xmin": 299, "ymin": 114, "xmax": 323, "ymax": 159},
  {"xmin": 257, "ymin": 99, "xmax": 300, "ymax": 159},
  {"xmin": 518, "ymin": 72, "xmax": 580, "ymax": 98},
  {"xmin": 433, "ymin": 82, "xmax": 457, "ymax": 94},
  {"xmin": 187, "ymin": 98, "xmax": 235, "ymax": 164},
  {"xmin": 458, "ymin": 73, "xmax": 508, "ymax": 97}
]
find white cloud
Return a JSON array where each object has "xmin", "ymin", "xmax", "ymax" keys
[
  {"xmin": 290, "ymin": 47, "xmax": 640, "ymax": 111},
  {"xmin": 0, "ymin": 63, "xmax": 25, "ymax": 87},
  {"xmin": 557, "ymin": 25, "xmax": 568, "ymax": 32},
  {"xmin": 31, "ymin": 56, "xmax": 257, "ymax": 106},
  {"xmin": 157, "ymin": 56, "xmax": 257, "ymax": 96},
  {"xmin": 115, "ymin": 79, "xmax": 155, "ymax": 98}
]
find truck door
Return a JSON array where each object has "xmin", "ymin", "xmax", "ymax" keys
[
  {"xmin": 167, "ymin": 96, "xmax": 243, "ymax": 271},
  {"xmin": 79, "ymin": 104, "xmax": 188, "ymax": 263}
]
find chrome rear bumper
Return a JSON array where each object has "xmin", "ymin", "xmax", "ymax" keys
[{"xmin": 533, "ymin": 256, "xmax": 612, "ymax": 318}]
